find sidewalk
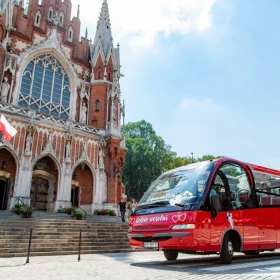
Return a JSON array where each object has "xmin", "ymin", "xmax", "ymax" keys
[{"xmin": 1, "ymin": 252, "xmax": 279, "ymax": 280}]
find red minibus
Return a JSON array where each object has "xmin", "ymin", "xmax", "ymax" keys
[{"xmin": 128, "ymin": 158, "xmax": 280, "ymax": 264}]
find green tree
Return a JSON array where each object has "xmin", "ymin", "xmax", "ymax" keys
[{"xmin": 122, "ymin": 121, "xmax": 176, "ymax": 201}]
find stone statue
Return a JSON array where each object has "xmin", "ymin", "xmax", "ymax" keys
[
  {"xmin": 113, "ymin": 103, "xmax": 116, "ymax": 121},
  {"xmin": 91, "ymin": 70, "xmax": 95, "ymax": 83},
  {"xmin": 99, "ymin": 149, "xmax": 104, "ymax": 166},
  {"xmin": 65, "ymin": 141, "xmax": 71, "ymax": 158},
  {"xmin": 80, "ymin": 103, "xmax": 87, "ymax": 123},
  {"xmin": 44, "ymin": 132, "xmax": 54, "ymax": 153},
  {"xmin": 25, "ymin": 132, "xmax": 33, "ymax": 153},
  {"xmin": 0, "ymin": 77, "xmax": 10, "ymax": 103},
  {"xmin": 0, "ymin": 0, "xmax": 9, "ymax": 15}
]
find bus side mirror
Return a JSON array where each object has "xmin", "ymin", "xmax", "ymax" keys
[{"xmin": 210, "ymin": 194, "xmax": 221, "ymax": 219}]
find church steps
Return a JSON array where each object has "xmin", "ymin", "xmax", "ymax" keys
[
  {"xmin": 0, "ymin": 238, "xmax": 129, "ymax": 244},
  {"xmin": 0, "ymin": 242, "xmax": 130, "ymax": 249},
  {"xmin": 0, "ymin": 248, "xmax": 140, "ymax": 258},
  {"xmin": 0, "ymin": 214, "xmax": 135, "ymax": 257}
]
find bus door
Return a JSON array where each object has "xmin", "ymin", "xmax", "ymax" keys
[
  {"xmin": 209, "ymin": 169, "xmax": 234, "ymax": 248},
  {"xmin": 209, "ymin": 163, "xmax": 259, "ymax": 251}
]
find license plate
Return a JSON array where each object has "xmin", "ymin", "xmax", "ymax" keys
[{"xmin": 144, "ymin": 242, "xmax": 158, "ymax": 248}]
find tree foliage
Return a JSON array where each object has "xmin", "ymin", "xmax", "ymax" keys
[
  {"xmin": 122, "ymin": 120, "xmax": 225, "ymax": 201},
  {"xmin": 122, "ymin": 120, "xmax": 176, "ymax": 201}
]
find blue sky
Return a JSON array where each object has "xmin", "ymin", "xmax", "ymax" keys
[{"xmin": 71, "ymin": 0, "xmax": 280, "ymax": 169}]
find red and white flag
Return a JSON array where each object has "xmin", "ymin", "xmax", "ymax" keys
[{"xmin": 0, "ymin": 114, "xmax": 17, "ymax": 142}]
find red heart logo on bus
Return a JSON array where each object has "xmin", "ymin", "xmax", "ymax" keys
[{"xmin": 172, "ymin": 213, "xmax": 186, "ymax": 223}]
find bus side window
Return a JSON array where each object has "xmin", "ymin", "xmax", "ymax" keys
[
  {"xmin": 219, "ymin": 163, "xmax": 257, "ymax": 209},
  {"xmin": 253, "ymin": 172, "xmax": 280, "ymax": 207}
]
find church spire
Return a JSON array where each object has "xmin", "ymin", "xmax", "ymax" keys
[{"xmin": 93, "ymin": 0, "xmax": 112, "ymax": 55}]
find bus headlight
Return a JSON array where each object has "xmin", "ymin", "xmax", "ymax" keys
[
  {"xmin": 128, "ymin": 226, "xmax": 132, "ymax": 232},
  {"xmin": 172, "ymin": 224, "xmax": 196, "ymax": 230}
]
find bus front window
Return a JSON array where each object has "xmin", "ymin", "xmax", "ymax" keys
[{"xmin": 138, "ymin": 162, "xmax": 215, "ymax": 210}]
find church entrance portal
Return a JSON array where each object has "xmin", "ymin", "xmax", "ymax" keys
[
  {"xmin": 31, "ymin": 176, "xmax": 49, "ymax": 210},
  {"xmin": 71, "ymin": 186, "xmax": 80, "ymax": 207},
  {"xmin": 0, "ymin": 179, "xmax": 9, "ymax": 210}
]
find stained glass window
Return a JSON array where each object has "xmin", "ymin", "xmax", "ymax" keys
[{"xmin": 18, "ymin": 54, "xmax": 71, "ymax": 119}]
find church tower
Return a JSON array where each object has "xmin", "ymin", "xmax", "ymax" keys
[{"xmin": 89, "ymin": 0, "xmax": 125, "ymax": 204}]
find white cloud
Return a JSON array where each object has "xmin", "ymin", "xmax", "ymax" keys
[
  {"xmin": 71, "ymin": 0, "xmax": 217, "ymax": 50},
  {"xmin": 178, "ymin": 97, "xmax": 223, "ymax": 112}
]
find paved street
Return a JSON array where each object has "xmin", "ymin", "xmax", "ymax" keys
[{"xmin": 1, "ymin": 251, "xmax": 280, "ymax": 279}]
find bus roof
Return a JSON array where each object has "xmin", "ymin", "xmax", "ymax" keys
[
  {"xmin": 163, "ymin": 157, "xmax": 280, "ymax": 177},
  {"xmin": 217, "ymin": 157, "xmax": 280, "ymax": 177}
]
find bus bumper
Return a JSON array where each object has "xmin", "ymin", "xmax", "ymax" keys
[{"xmin": 128, "ymin": 231, "xmax": 199, "ymax": 251}]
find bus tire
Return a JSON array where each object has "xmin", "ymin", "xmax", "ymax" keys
[
  {"xmin": 163, "ymin": 250, "xmax": 178, "ymax": 261},
  {"xmin": 220, "ymin": 233, "xmax": 234, "ymax": 264}
]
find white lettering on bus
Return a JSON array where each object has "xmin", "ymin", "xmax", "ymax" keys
[
  {"xmin": 149, "ymin": 215, "xmax": 168, "ymax": 222},
  {"xmin": 136, "ymin": 217, "xmax": 149, "ymax": 223},
  {"xmin": 135, "ymin": 215, "xmax": 168, "ymax": 224}
]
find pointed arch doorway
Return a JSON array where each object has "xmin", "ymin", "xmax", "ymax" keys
[
  {"xmin": 71, "ymin": 180, "xmax": 80, "ymax": 207},
  {"xmin": 31, "ymin": 157, "xmax": 58, "ymax": 212},
  {"xmin": 31, "ymin": 176, "xmax": 49, "ymax": 210}
]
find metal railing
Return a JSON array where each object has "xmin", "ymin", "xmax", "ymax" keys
[
  {"xmin": 76, "ymin": 206, "xmax": 87, "ymax": 220},
  {"xmin": 15, "ymin": 197, "xmax": 28, "ymax": 208}
]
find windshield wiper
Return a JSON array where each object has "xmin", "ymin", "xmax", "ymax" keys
[
  {"xmin": 137, "ymin": 201, "xmax": 169, "ymax": 210},
  {"xmin": 175, "ymin": 203, "xmax": 185, "ymax": 207}
]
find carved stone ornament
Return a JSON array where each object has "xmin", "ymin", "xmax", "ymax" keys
[
  {"xmin": 43, "ymin": 132, "xmax": 55, "ymax": 155},
  {"xmin": 98, "ymin": 148, "xmax": 105, "ymax": 169},
  {"xmin": 80, "ymin": 84, "xmax": 89, "ymax": 101},
  {"xmin": 65, "ymin": 141, "xmax": 71, "ymax": 158},
  {"xmin": 80, "ymin": 140, "xmax": 88, "ymax": 160},
  {"xmin": 24, "ymin": 132, "xmax": 33, "ymax": 156},
  {"xmin": 23, "ymin": 155, "xmax": 32, "ymax": 171},
  {"xmin": 64, "ymin": 159, "xmax": 71, "ymax": 175},
  {"xmin": 26, "ymin": 117, "xmax": 36, "ymax": 132},
  {"xmin": 34, "ymin": 159, "xmax": 49, "ymax": 171},
  {"xmin": 0, "ymin": 77, "xmax": 10, "ymax": 103},
  {"xmin": 99, "ymin": 135, "xmax": 107, "ymax": 148}
]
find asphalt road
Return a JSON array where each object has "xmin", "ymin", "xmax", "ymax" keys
[{"xmin": 1, "ymin": 250, "xmax": 280, "ymax": 279}]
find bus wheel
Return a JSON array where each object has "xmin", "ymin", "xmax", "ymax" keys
[
  {"xmin": 163, "ymin": 250, "xmax": 178, "ymax": 261},
  {"xmin": 220, "ymin": 233, "xmax": 234, "ymax": 264}
]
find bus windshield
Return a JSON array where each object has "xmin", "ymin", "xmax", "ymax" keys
[{"xmin": 138, "ymin": 161, "xmax": 215, "ymax": 209}]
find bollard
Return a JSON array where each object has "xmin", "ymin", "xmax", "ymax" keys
[
  {"xmin": 78, "ymin": 228, "xmax": 82, "ymax": 261},
  {"xmin": 26, "ymin": 227, "xmax": 33, "ymax": 264}
]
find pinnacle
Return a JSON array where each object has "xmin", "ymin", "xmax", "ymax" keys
[{"xmin": 93, "ymin": 0, "xmax": 113, "ymax": 55}]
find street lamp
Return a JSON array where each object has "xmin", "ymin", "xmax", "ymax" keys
[{"xmin": 191, "ymin": 152, "xmax": 193, "ymax": 163}]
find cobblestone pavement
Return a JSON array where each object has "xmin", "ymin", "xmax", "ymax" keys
[{"xmin": 1, "ymin": 251, "xmax": 280, "ymax": 280}]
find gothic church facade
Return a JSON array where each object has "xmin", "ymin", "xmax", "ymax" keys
[{"xmin": 0, "ymin": 0, "xmax": 126, "ymax": 214}]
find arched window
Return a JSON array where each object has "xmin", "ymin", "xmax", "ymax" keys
[
  {"xmin": 18, "ymin": 54, "xmax": 71, "ymax": 119},
  {"xmin": 68, "ymin": 26, "xmax": 73, "ymax": 42},
  {"xmin": 96, "ymin": 100, "xmax": 100, "ymax": 111},
  {"xmin": 108, "ymin": 72, "xmax": 111, "ymax": 81},
  {"xmin": 48, "ymin": 6, "xmax": 54, "ymax": 21},
  {"xmin": 35, "ymin": 11, "xmax": 42, "ymax": 27},
  {"xmin": 98, "ymin": 71, "xmax": 101, "ymax": 79},
  {"xmin": 59, "ymin": 12, "xmax": 64, "ymax": 27}
]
